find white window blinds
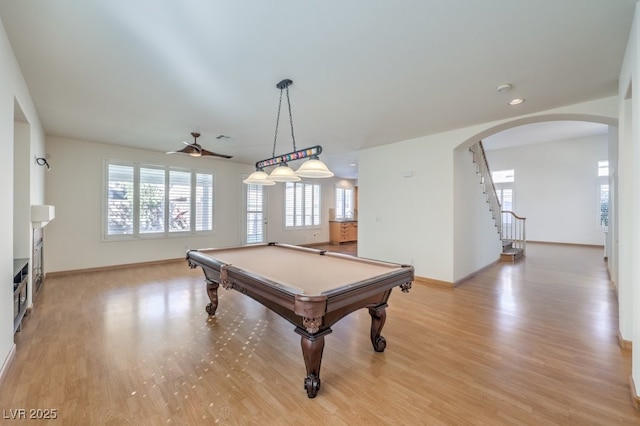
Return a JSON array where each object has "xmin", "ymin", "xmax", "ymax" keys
[
  {"xmin": 246, "ymin": 183, "xmax": 264, "ymax": 243},
  {"xmin": 107, "ymin": 164, "xmax": 134, "ymax": 235},
  {"xmin": 105, "ymin": 161, "xmax": 215, "ymax": 238},
  {"xmin": 140, "ymin": 167, "xmax": 166, "ymax": 234},
  {"xmin": 285, "ymin": 182, "xmax": 321, "ymax": 228}
]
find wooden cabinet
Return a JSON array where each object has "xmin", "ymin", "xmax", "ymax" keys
[
  {"xmin": 13, "ymin": 258, "xmax": 28, "ymax": 333},
  {"xmin": 329, "ymin": 221, "xmax": 357, "ymax": 244}
]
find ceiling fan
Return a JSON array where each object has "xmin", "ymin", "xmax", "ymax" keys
[{"xmin": 166, "ymin": 132, "xmax": 233, "ymax": 158}]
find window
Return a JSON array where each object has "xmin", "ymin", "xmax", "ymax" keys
[
  {"xmin": 107, "ymin": 164, "xmax": 134, "ymax": 235},
  {"xmin": 599, "ymin": 183, "xmax": 609, "ymax": 228},
  {"xmin": 492, "ymin": 169, "xmax": 515, "ymax": 227},
  {"xmin": 335, "ymin": 187, "xmax": 354, "ymax": 220},
  {"xmin": 492, "ymin": 169, "xmax": 514, "ymax": 184},
  {"xmin": 105, "ymin": 161, "xmax": 214, "ymax": 238},
  {"xmin": 492, "ymin": 169, "xmax": 515, "ymax": 209},
  {"xmin": 195, "ymin": 173, "xmax": 213, "ymax": 231},
  {"xmin": 285, "ymin": 182, "xmax": 320, "ymax": 228},
  {"xmin": 598, "ymin": 160, "xmax": 609, "ymax": 177},
  {"xmin": 246, "ymin": 183, "xmax": 265, "ymax": 243},
  {"xmin": 597, "ymin": 160, "xmax": 609, "ymax": 228},
  {"xmin": 140, "ymin": 167, "xmax": 165, "ymax": 233}
]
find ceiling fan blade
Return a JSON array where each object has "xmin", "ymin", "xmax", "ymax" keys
[{"xmin": 200, "ymin": 148, "xmax": 233, "ymax": 159}]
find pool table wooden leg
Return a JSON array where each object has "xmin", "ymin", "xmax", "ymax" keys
[
  {"xmin": 297, "ymin": 328, "xmax": 331, "ymax": 398},
  {"xmin": 369, "ymin": 303, "xmax": 388, "ymax": 352},
  {"xmin": 205, "ymin": 279, "xmax": 220, "ymax": 315}
]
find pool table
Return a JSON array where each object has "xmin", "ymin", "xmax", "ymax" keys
[{"xmin": 186, "ymin": 242, "xmax": 414, "ymax": 398}]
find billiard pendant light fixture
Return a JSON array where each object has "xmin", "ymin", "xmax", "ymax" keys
[{"xmin": 243, "ymin": 79, "xmax": 333, "ymax": 186}]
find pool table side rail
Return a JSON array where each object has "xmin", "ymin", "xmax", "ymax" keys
[{"xmin": 320, "ymin": 266, "xmax": 413, "ymax": 297}]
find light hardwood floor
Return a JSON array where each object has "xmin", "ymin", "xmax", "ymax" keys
[{"xmin": 1, "ymin": 242, "xmax": 638, "ymax": 425}]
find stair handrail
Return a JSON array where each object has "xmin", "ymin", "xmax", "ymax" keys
[
  {"xmin": 501, "ymin": 210, "xmax": 527, "ymax": 255},
  {"xmin": 469, "ymin": 141, "xmax": 502, "ymax": 235}
]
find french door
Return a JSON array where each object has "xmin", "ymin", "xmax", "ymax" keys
[{"xmin": 245, "ymin": 182, "xmax": 267, "ymax": 244}]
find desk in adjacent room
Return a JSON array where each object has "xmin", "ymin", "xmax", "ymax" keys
[{"xmin": 186, "ymin": 242, "xmax": 414, "ymax": 398}]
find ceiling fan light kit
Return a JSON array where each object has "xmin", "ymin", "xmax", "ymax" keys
[
  {"xmin": 496, "ymin": 83, "xmax": 512, "ymax": 93},
  {"xmin": 166, "ymin": 132, "xmax": 233, "ymax": 159},
  {"xmin": 243, "ymin": 78, "xmax": 333, "ymax": 186}
]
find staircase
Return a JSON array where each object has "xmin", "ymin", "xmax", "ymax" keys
[{"xmin": 469, "ymin": 141, "xmax": 526, "ymax": 262}]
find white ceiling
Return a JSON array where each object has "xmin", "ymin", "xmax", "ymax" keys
[{"xmin": 0, "ymin": 1, "xmax": 634, "ymax": 179}]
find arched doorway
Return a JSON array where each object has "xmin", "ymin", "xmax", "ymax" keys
[{"xmin": 453, "ymin": 113, "xmax": 617, "ymax": 281}]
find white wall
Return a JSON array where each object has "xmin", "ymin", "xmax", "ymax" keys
[
  {"xmin": 359, "ymin": 136, "xmax": 455, "ymax": 279},
  {"xmin": 485, "ymin": 133, "xmax": 608, "ymax": 245}
]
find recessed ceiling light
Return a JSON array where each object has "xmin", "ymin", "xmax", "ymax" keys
[
  {"xmin": 496, "ymin": 84, "xmax": 512, "ymax": 93},
  {"xmin": 508, "ymin": 98, "xmax": 524, "ymax": 106}
]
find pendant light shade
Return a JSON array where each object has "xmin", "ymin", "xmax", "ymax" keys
[
  {"xmin": 243, "ymin": 170, "xmax": 276, "ymax": 186},
  {"xmin": 268, "ymin": 163, "xmax": 301, "ymax": 182},
  {"xmin": 295, "ymin": 157, "xmax": 334, "ymax": 178}
]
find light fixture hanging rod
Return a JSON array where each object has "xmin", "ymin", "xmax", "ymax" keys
[{"xmin": 255, "ymin": 145, "xmax": 323, "ymax": 170}]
